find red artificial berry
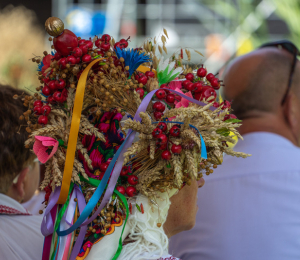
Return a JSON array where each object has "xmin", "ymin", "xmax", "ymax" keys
[
  {"xmin": 33, "ymin": 100, "xmax": 43, "ymax": 107},
  {"xmin": 154, "ymin": 111, "xmax": 163, "ymax": 120},
  {"xmin": 182, "ymin": 80, "xmax": 192, "ymax": 89},
  {"xmin": 82, "ymin": 54, "xmax": 92, "ymax": 63},
  {"xmin": 145, "ymin": 71, "xmax": 155, "ymax": 79},
  {"xmin": 48, "ymin": 80, "xmax": 57, "ymax": 91},
  {"xmin": 79, "ymin": 44, "xmax": 88, "ymax": 54},
  {"xmin": 153, "ymin": 101, "xmax": 165, "ymax": 112},
  {"xmin": 206, "ymin": 73, "xmax": 215, "ymax": 82},
  {"xmin": 160, "ymin": 83, "xmax": 168, "ymax": 89},
  {"xmin": 42, "ymin": 86, "xmax": 51, "ymax": 96},
  {"xmin": 116, "ymin": 186, "xmax": 126, "ymax": 195},
  {"xmin": 213, "ymin": 101, "xmax": 220, "ymax": 108},
  {"xmin": 100, "ymin": 42, "xmax": 111, "ymax": 52},
  {"xmin": 166, "ymin": 94, "xmax": 175, "ymax": 103},
  {"xmin": 33, "ymin": 106, "xmax": 42, "ymax": 115},
  {"xmin": 223, "ymin": 114, "xmax": 237, "ymax": 121},
  {"xmin": 78, "ymin": 39, "xmax": 86, "ymax": 45},
  {"xmin": 171, "ymin": 144, "xmax": 182, "ymax": 154},
  {"xmin": 101, "ymin": 34, "xmax": 111, "ymax": 42},
  {"xmin": 193, "ymin": 82, "xmax": 203, "ymax": 93},
  {"xmin": 128, "ymin": 175, "xmax": 138, "ymax": 185},
  {"xmin": 47, "ymin": 96, "xmax": 55, "ymax": 104},
  {"xmin": 58, "ymin": 57, "xmax": 67, "ymax": 68},
  {"xmin": 73, "ymin": 47, "xmax": 83, "ymax": 57},
  {"xmin": 126, "ymin": 186, "xmax": 137, "ymax": 197},
  {"xmin": 211, "ymin": 78, "xmax": 220, "ymax": 90},
  {"xmin": 157, "ymin": 134, "xmax": 168, "ymax": 144},
  {"xmin": 43, "ymin": 77, "xmax": 50, "ymax": 84},
  {"xmin": 221, "ymin": 100, "xmax": 231, "ymax": 110},
  {"xmin": 157, "ymin": 122, "xmax": 167, "ymax": 132},
  {"xmin": 55, "ymin": 79, "xmax": 66, "ymax": 90},
  {"xmin": 152, "ymin": 128, "xmax": 162, "ymax": 138},
  {"xmin": 185, "ymin": 81, "xmax": 195, "ymax": 91},
  {"xmin": 42, "ymin": 105, "xmax": 51, "ymax": 115},
  {"xmin": 95, "ymin": 39, "xmax": 101, "ymax": 48},
  {"xmin": 66, "ymin": 55, "xmax": 77, "ymax": 64},
  {"xmin": 54, "ymin": 52, "xmax": 62, "ymax": 61},
  {"xmin": 114, "ymin": 42, "xmax": 122, "ymax": 50},
  {"xmin": 136, "ymin": 88, "xmax": 144, "ymax": 99},
  {"xmin": 53, "ymin": 91, "xmax": 64, "ymax": 103},
  {"xmin": 85, "ymin": 40, "xmax": 93, "ymax": 49},
  {"xmin": 197, "ymin": 67, "xmax": 207, "ymax": 77},
  {"xmin": 38, "ymin": 115, "xmax": 48, "ymax": 125},
  {"xmin": 161, "ymin": 150, "xmax": 172, "ymax": 160},
  {"xmin": 120, "ymin": 166, "xmax": 129, "ymax": 176},
  {"xmin": 158, "ymin": 143, "xmax": 167, "ymax": 150},
  {"xmin": 169, "ymin": 125, "xmax": 180, "ymax": 137},
  {"xmin": 156, "ymin": 89, "xmax": 166, "ymax": 100},
  {"xmin": 202, "ymin": 86, "xmax": 217, "ymax": 102},
  {"xmin": 185, "ymin": 73, "xmax": 194, "ymax": 81},
  {"xmin": 119, "ymin": 39, "xmax": 129, "ymax": 48},
  {"xmin": 100, "ymin": 163, "xmax": 109, "ymax": 172},
  {"xmin": 137, "ymin": 75, "xmax": 148, "ymax": 85}
]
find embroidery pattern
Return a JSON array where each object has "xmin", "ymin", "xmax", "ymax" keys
[{"xmin": 0, "ymin": 205, "xmax": 31, "ymax": 215}]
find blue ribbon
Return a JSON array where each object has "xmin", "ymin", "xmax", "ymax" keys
[
  {"xmin": 56, "ymin": 131, "xmax": 133, "ymax": 236},
  {"xmin": 152, "ymin": 121, "xmax": 207, "ymax": 159}
]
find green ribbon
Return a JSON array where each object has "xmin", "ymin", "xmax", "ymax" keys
[{"xmin": 80, "ymin": 175, "xmax": 129, "ymax": 260}]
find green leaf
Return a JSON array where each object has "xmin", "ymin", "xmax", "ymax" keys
[
  {"xmin": 166, "ymin": 163, "xmax": 171, "ymax": 168},
  {"xmin": 225, "ymin": 118, "xmax": 242, "ymax": 123},
  {"xmin": 216, "ymin": 127, "xmax": 231, "ymax": 137},
  {"xmin": 136, "ymin": 204, "xmax": 141, "ymax": 212}
]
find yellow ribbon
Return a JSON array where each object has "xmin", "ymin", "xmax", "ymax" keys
[{"xmin": 57, "ymin": 59, "xmax": 155, "ymax": 204}]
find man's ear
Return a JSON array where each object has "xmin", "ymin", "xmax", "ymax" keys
[{"xmin": 13, "ymin": 167, "xmax": 29, "ymax": 202}]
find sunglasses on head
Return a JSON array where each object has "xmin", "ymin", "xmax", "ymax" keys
[{"xmin": 259, "ymin": 40, "xmax": 300, "ymax": 105}]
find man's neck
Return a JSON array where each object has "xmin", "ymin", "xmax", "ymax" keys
[{"xmin": 237, "ymin": 112, "xmax": 298, "ymax": 146}]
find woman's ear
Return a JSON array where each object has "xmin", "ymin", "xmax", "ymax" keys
[
  {"xmin": 283, "ymin": 92, "xmax": 300, "ymax": 143},
  {"xmin": 13, "ymin": 167, "xmax": 29, "ymax": 202}
]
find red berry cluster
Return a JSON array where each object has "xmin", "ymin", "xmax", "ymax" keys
[
  {"xmin": 113, "ymin": 36, "xmax": 130, "ymax": 50},
  {"xmin": 152, "ymin": 122, "xmax": 182, "ymax": 160},
  {"xmin": 116, "ymin": 165, "xmax": 139, "ymax": 197}
]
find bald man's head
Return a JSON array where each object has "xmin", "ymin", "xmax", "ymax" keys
[{"xmin": 223, "ymin": 48, "xmax": 300, "ymax": 118}]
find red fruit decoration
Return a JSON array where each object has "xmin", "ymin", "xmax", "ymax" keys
[
  {"xmin": 82, "ymin": 54, "xmax": 92, "ymax": 63},
  {"xmin": 34, "ymin": 106, "xmax": 42, "ymax": 115},
  {"xmin": 154, "ymin": 111, "xmax": 163, "ymax": 120},
  {"xmin": 197, "ymin": 66, "xmax": 207, "ymax": 77},
  {"xmin": 55, "ymin": 79, "xmax": 66, "ymax": 90},
  {"xmin": 206, "ymin": 73, "xmax": 215, "ymax": 82},
  {"xmin": 73, "ymin": 47, "xmax": 83, "ymax": 57},
  {"xmin": 48, "ymin": 80, "xmax": 57, "ymax": 91},
  {"xmin": 79, "ymin": 44, "xmax": 88, "ymax": 54},
  {"xmin": 213, "ymin": 102, "xmax": 220, "ymax": 108},
  {"xmin": 34, "ymin": 100, "xmax": 43, "ymax": 107},
  {"xmin": 195, "ymin": 86, "xmax": 216, "ymax": 102},
  {"xmin": 47, "ymin": 96, "xmax": 55, "ymax": 104},
  {"xmin": 100, "ymin": 163, "xmax": 109, "ymax": 172},
  {"xmin": 120, "ymin": 166, "xmax": 129, "ymax": 176},
  {"xmin": 116, "ymin": 186, "xmax": 126, "ymax": 195},
  {"xmin": 101, "ymin": 34, "xmax": 111, "ymax": 42},
  {"xmin": 58, "ymin": 57, "xmax": 67, "ymax": 68},
  {"xmin": 182, "ymin": 80, "xmax": 191, "ymax": 89},
  {"xmin": 169, "ymin": 125, "xmax": 180, "ymax": 137},
  {"xmin": 157, "ymin": 134, "xmax": 168, "ymax": 144},
  {"xmin": 161, "ymin": 150, "xmax": 172, "ymax": 160},
  {"xmin": 38, "ymin": 115, "xmax": 48, "ymax": 125},
  {"xmin": 137, "ymin": 75, "xmax": 148, "ymax": 85},
  {"xmin": 185, "ymin": 82, "xmax": 195, "ymax": 91},
  {"xmin": 185, "ymin": 73, "xmax": 194, "ymax": 81},
  {"xmin": 171, "ymin": 144, "xmax": 182, "ymax": 154},
  {"xmin": 136, "ymin": 88, "xmax": 144, "ymax": 99},
  {"xmin": 145, "ymin": 70, "xmax": 155, "ymax": 79},
  {"xmin": 156, "ymin": 89, "xmax": 166, "ymax": 100},
  {"xmin": 85, "ymin": 40, "xmax": 93, "ymax": 49},
  {"xmin": 221, "ymin": 100, "xmax": 231, "ymax": 110},
  {"xmin": 53, "ymin": 91, "xmax": 64, "ymax": 103},
  {"xmin": 193, "ymin": 82, "xmax": 203, "ymax": 93},
  {"xmin": 95, "ymin": 39, "xmax": 101, "ymax": 48},
  {"xmin": 158, "ymin": 143, "xmax": 167, "ymax": 150},
  {"xmin": 153, "ymin": 102, "xmax": 165, "ymax": 112},
  {"xmin": 223, "ymin": 114, "xmax": 237, "ymax": 121},
  {"xmin": 54, "ymin": 52, "xmax": 62, "ymax": 61},
  {"xmin": 66, "ymin": 55, "xmax": 77, "ymax": 65},
  {"xmin": 152, "ymin": 128, "xmax": 162, "ymax": 138},
  {"xmin": 45, "ymin": 17, "xmax": 78, "ymax": 56},
  {"xmin": 126, "ymin": 186, "xmax": 137, "ymax": 197},
  {"xmin": 78, "ymin": 39, "xmax": 86, "ymax": 46},
  {"xmin": 42, "ymin": 105, "xmax": 51, "ymax": 115},
  {"xmin": 157, "ymin": 122, "xmax": 167, "ymax": 132},
  {"xmin": 100, "ymin": 42, "xmax": 111, "ymax": 52},
  {"xmin": 166, "ymin": 94, "xmax": 175, "ymax": 103},
  {"xmin": 128, "ymin": 175, "xmax": 138, "ymax": 185},
  {"xmin": 210, "ymin": 78, "xmax": 220, "ymax": 90},
  {"xmin": 160, "ymin": 83, "xmax": 167, "ymax": 89},
  {"xmin": 42, "ymin": 86, "xmax": 52, "ymax": 96}
]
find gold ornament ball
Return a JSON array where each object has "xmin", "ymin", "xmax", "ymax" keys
[{"xmin": 45, "ymin": 17, "xmax": 64, "ymax": 37}]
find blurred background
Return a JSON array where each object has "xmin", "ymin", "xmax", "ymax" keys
[{"xmin": 0, "ymin": 0, "xmax": 299, "ymax": 90}]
